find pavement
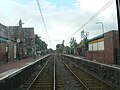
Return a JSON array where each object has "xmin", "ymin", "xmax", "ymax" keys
[
  {"xmin": 0, "ymin": 56, "xmax": 43, "ymax": 80},
  {"xmin": 64, "ymin": 54, "xmax": 85, "ymax": 59}
]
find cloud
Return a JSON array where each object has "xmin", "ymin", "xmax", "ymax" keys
[
  {"xmin": 72, "ymin": 0, "xmax": 118, "ymax": 36},
  {"xmin": 0, "ymin": 0, "xmax": 118, "ymax": 50}
]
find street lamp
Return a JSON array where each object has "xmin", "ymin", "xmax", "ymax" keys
[
  {"xmin": 96, "ymin": 22, "xmax": 105, "ymax": 35},
  {"xmin": 96, "ymin": 21, "xmax": 105, "ymax": 63}
]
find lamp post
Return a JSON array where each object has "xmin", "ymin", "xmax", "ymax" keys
[
  {"xmin": 16, "ymin": 19, "xmax": 25, "ymax": 60},
  {"xmin": 16, "ymin": 39, "xmax": 20, "ymax": 60},
  {"xmin": 19, "ymin": 20, "xmax": 25, "ymax": 59},
  {"xmin": 5, "ymin": 44, "xmax": 8, "ymax": 63},
  {"xmin": 96, "ymin": 22, "xmax": 104, "ymax": 35},
  {"xmin": 96, "ymin": 21, "xmax": 105, "ymax": 63}
]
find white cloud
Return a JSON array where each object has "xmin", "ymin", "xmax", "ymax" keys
[
  {"xmin": 72, "ymin": 0, "xmax": 118, "ymax": 36},
  {"xmin": 77, "ymin": 0, "xmax": 112, "ymax": 12},
  {"xmin": 0, "ymin": 0, "xmax": 118, "ymax": 50}
]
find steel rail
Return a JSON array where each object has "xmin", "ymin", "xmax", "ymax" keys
[
  {"xmin": 70, "ymin": 61, "xmax": 114, "ymax": 88},
  {"xmin": 62, "ymin": 61, "xmax": 90, "ymax": 90},
  {"xmin": 53, "ymin": 55, "xmax": 56, "ymax": 90},
  {"xmin": 26, "ymin": 59, "xmax": 50, "ymax": 90}
]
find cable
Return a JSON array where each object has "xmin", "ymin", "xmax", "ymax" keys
[
  {"xmin": 65, "ymin": 0, "xmax": 114, "ymax": 41},
  {"xmin": 36, "ymin": 0, "xmax": 50, "ymax": 42}
]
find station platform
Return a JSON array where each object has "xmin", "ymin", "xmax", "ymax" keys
[{"xmin": 0, "ymin": 56, "xmax": 43, "ymax": 80}]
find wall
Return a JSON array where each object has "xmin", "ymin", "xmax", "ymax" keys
[
  {"xmin": 86, "ymin": 30, "xmax": 119, "ymax": 64},
  {"xmin": 0, "ymin": 43, "xmax": 6, "ymax": 62},
  {"xmin": 88, "ymin": 38, "xmax": 104, "ymax": 51},
  {"xmin": 86, "ymin": 51, "xmax": 105, "ymax": 63},
  {"xmin": 104, "ymin": 30, "xmax": 119, "ymax": 64},
  {"xmin": 63, "ymin": 54, "xmax": 120, "ymax": 89},
  {"xmin": 86, "ymin": 37, "xmax": 105, "ymax": 63},
  {"xmin": 0, "ymin": 42, "xmax": 16, "ymax": 63},
  {"xmin": 8, "ymin": 43, "xmax": 16, "ymax": 61}
]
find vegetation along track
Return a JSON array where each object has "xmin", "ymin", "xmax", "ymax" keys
[
  {"xmin": 62, "ymin": 58, "xmax": 114, "ymax": 90},
  {"xmin": 27, "ymin": 56, "xmax": 54, "ymax": 90}
]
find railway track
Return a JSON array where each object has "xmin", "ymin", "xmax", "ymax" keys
[
  {"xmin": 55, "ymin": 55, "xmax": 88, "ymax": 90},
  {"xmin": 22, "ymin": 54, "xmax": 114, "ymax": 90},
  {"xmin": 27, "ymin": 56, "xmax": 54, "ymax": 90},
  {"xmin": 62, "ymin": 59, "xmax": 114, "ymax": 90}
]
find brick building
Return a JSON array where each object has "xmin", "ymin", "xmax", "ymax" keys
[
  {"xmin": 0, "ymin": 20, "xmax": 35, "ymax": 63},
  {"xmin": 8, "ymin": 20, "xmax": 26, "ymax": 59},
  {"xmin": 85, "ymin": 30, "xmax": 119, "ymax": 64},
  {"xmin": 23, "ymin": 28, "xmax": 35, "ymax": 57},
  {"xmin": 9, "ymin": 20, "xmax": 35, "ymax": 59},
  {"xmin": 0, "ymin": 23, "xmax": 16, "ymax": 63}
]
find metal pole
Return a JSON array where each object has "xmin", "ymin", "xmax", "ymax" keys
[
  {"xmin": 6, "ymin": 44, "xmax": 8, "ymax": 63},
  {"xmin": 96, "ymin": 22, "xmax": 104, "ymax": 35},
  {"xmin": 101, "ymin": 22, "xmax": 105, "ymax": 63},
  {"xmin": 101, "ymin": 22, "xmax": 104, "ymax": 34},
  {"xmin": 116, "ymin": 0, "xmax": 120, "ymax": 47},
  {"xmin": 96, "ymin": 22, "xmax": 105, "ymax": 63},
  {"xmin": 53, "ymin": 55, "xmax": 56, "ymax": 90}
]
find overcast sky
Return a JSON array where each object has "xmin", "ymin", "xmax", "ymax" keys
[{"xmin": 0, "ymin": 0, "xmax": 118, "ymax": 50}]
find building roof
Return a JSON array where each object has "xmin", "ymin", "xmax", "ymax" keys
[
  {"xmin": 0, "ymin": 36, "xmax": 16, "ymax": 43},
  {"xmin": 0, "ymin": 23, "xmax": 16, "ymax": 41},
  {"xmin": 88, "ymin": 34, "xmax": 104, "ymax": 42},
  {"xmin": 88, "ymin": 30, "xmax": 118, "ymax": 43},
  {"xmin": 23, "ymin": 28, "xmax": 34, "ymax": 38}
]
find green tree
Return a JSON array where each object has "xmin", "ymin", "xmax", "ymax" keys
[
  {"xmin": 64, "ymin": 46, "xmax": 70, "ymax": 54},
  {"xmin": 69, "ymin": 37, "xmax": 78, "ymax": 55},
  {"xmin": 34, "ymin": 34, "xmax": 48, "ymax": 54},
  {"xmin": 56, "ymin": 44, "xmax": 64, "ymax": 53}
]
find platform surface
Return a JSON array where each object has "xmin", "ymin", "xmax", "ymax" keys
[{"xmin": 0, "ymin": 56, "xmax": 43, "ymax": 80}]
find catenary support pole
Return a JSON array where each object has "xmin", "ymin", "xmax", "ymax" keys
[{"xmin": 116, "ymin": 0, "xmax": 120, "ymax": 47}]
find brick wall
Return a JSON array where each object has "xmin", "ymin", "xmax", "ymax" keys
[
  {"xmin": 0, "ymin": 42, "xmax": 16, "ymax": 63},
  {"xmin": 0, "ymin": 43, "xmax": 6, "ymax": 62},
  {"xmin": 104, "ymin": 30, "xmax": 119, "ymax": 64},
  {"xmin": 86, "ymin": 51, "xmax": 105, "ymax": 63},
  {"xmin": 8, "ymin": 43, "xmax": 16, "ymax": 61},
  {"xmin": 86, "ymin": 30, "xmax": 119, "ymax": 64}
]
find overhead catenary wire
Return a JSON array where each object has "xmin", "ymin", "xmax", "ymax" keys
[
  {"xmin": 36, "ymin": 0, "xmax": 50, "ymax": 42},
  {"xmin": 65, "ymin": 0, "xmax": 114, "ymax": 41}
]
